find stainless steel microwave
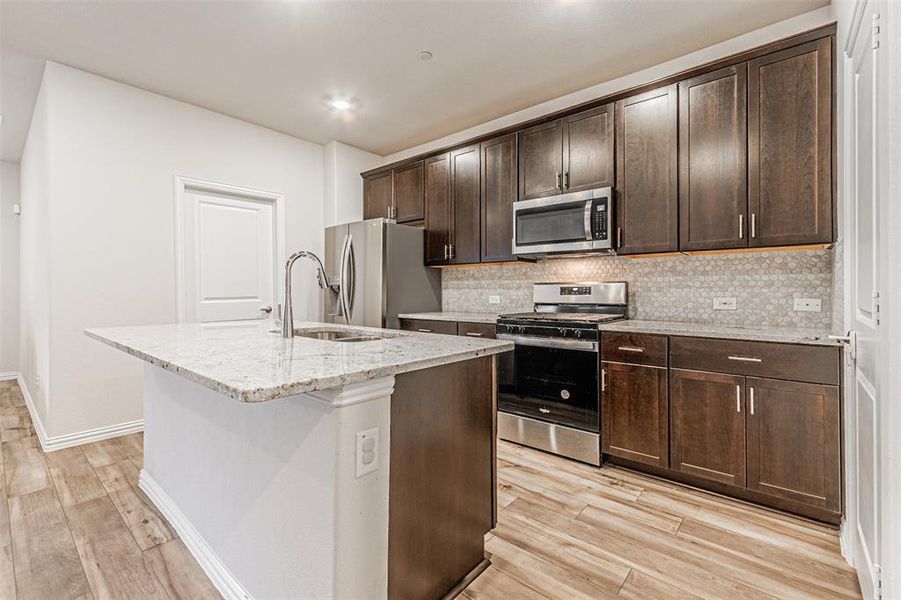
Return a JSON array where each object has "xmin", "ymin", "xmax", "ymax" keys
[{"xmin": 512, "ymin": 187, "xmax": 614, "ymax": 258}]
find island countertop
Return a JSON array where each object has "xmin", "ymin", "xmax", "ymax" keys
[{"xmin": 85, "ymin": 321, "xmax": 512, "ymax": 403}]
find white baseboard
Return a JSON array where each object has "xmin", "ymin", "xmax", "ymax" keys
[
  {"xmin": 138, "ymin": 470, "xmax": 252, "ymax": 600},
  {"xmin": 14, "ymin": 373, "xmax": 143, "ymax": 453},
  {"xmin": 0, "ymin": 371, "xmax": 18, "ymax": 381}
]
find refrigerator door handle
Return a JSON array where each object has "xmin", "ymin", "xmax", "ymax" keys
[
  {"xmin": 339, "ymin": 234, "xmax": 352, "ymax": 324},
  {"xmin": 346, "ymin": 235, "xmax": 356, "ymax": 319}
]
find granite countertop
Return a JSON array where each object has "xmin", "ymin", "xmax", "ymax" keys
[
  {"xmin": 397, "ymin": 311, "xmax": 499, "ymax": 324},
  {"xmin": 85, "ymin": 321, "xmax": 512, "ymax": 403},
  {"xmin": 597, "ymin": 319, "xmax": 840, "ymax": 346}
]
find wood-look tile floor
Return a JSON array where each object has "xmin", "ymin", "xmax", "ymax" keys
[{"xmin": 0, "ymin": 380, "xmax": 860, "ymax": 599}]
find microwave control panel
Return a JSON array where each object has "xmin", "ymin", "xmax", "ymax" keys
[{"xmin": 592, "ymin": 198, "xmax": 609, "ymax": 240}]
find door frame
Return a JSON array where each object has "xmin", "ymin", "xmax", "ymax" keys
[
  {"xmin": 173, "ymin": 175, "xmax": 286, "ymax": 323},
  {"xmin": 839, "ymin": 1, "xmax": 900, "ymax": 597}
]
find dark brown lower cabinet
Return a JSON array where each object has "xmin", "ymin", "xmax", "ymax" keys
[
  {"xmin": 601, "ymin": 362, "xmax": 668, "ymax": 467},
  {"xmin": 746, "ymin": 377, "xmax": 841, "ymax": 513},
  {"xmin": 670, "ymin": 369, "xmax": 746, "ymax": 487}
]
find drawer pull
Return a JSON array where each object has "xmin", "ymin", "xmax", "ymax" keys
[
  {"xmin": 736, "ymin": 385, "xmax": 741, "ymax": 413},
  {"xmin": 618, "ymin": 346, "xmax": 645, "ymax": 353},
  {"xmin": 728, "ymin": 355, "xmax": 762, "ymax": 363},
  {"xmin": 750, "ymin": 387, "xmax": 755, "ymax": 415},
  {"xmin": 539, "ymin": 408, "xmax": 550, "ymax": 414},
  {"xmin": 601, "ymin": 368, "xmax": 606, "ymax": 392},
  {"xmin": 417, "ymin": 328, "xmax": 433, "ymax": 333},
  {"xmin": 465, "ymin": 332, "xmax": 484, "ymax": 337}
]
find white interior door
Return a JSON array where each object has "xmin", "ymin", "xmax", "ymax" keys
[
  {"xmin": 844, "ymin": 3, "xmax": 886, "ymax": 597},
  {"xmin": 180, "ymin": 186, "xmax": 278, "ymax": 323}
]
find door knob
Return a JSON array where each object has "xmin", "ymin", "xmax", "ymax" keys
[{"xmin": 259, "ymin": 306, "xmax": 273, "ymax": 314}]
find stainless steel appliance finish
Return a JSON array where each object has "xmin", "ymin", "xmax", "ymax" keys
[
  {"xmin": 322, "ymin": 219, "xmax": 441, "ymax": 329},
  {"xmin": 513, "ymin": 187, "xmax": 614, "ymax": 258},
  {"xmin": 498, "ymin": 412, "xmax": 601, "ymax": 466},
  {"xmin": 496, "ymin": 282, "xmax": 627, "ymax": 465}
]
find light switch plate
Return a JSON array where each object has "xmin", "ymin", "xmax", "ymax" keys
[
  {"xmin": 713, "ymin": 297, "xmax": 737, "ymax": 310},
  {"xmin": 488, "ymin": 295, "xmax": 501, "ymax": 305},
  {"xmin": 794, "ymin": 298, "xmax": 822, "ymax": 312},
  {"xmin": 355, "ymin": 427, "xmax": 379, "ymax": 478}
]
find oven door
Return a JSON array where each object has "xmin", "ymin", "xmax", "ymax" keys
[
  {"xmin": 496, "ymin": 334, "xmax": 599, "ymax": 432},
  {"xmin": 512, "ymin": 187, "xmax": 612, "ymax": 257}
]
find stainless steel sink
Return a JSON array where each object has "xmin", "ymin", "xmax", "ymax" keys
[{"xmin": 271, "ymin": 327, "xmax": 393, "ymax": 343}]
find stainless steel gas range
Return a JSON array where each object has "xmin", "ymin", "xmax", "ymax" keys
[{"xmin": 496, "ymin": 282, "xmax": 627, "ymax": 465}]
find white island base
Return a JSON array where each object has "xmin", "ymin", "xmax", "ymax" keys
[{"xmin": 139, "ymin": 364, "xmax": 395, "ymax": 600}]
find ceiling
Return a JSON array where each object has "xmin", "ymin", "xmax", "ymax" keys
[{"xmin": 1, "ymin": 0, "xmax": 829, "ymax": 163}]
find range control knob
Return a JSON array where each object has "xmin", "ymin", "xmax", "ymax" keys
[
  {"xmin": 573, "ymin": 329, "xmax": 582, "ymax": 338},
  {"xmin": 558, "ymin": 328, "xmax": 566, "ymax": 337}
]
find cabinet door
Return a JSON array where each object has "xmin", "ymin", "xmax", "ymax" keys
[
  {"xmin": 562, "ymin": 104, "xmax": 614, "ymax": 193},
  {"xmin": 393, "ymin": 161, "xmax": 424, "ymax": 223},
  {"xmin": 601, "ymin": 362, "xmax": 668, "ymax": 468},
  {"xmin": 481, "ymin": 134, "xmax": 517, "ymax": 263},
  {"xmin": 679, "ymin": 65, "xmax": 748, "ymax": 251},
  {"xmin": 746, "ymin": 378, "xmax": 840, "ymax": 512},
  {"xmin": 518, "ymin": 120, "xmax": 563, "ymax": 200},
  {"xmin": 449, "ymin": 145, "xmax": 481, "ymax": 264},
  {"xmin": 670, "ymin": 369, "xmax": 746, "ymax": 487},
  {"xmin": 749, "ymin": 38, "xmax": 832, "ymax": 246},
  {"xmin": 424, "ymin": 154, "xmax": 451, "ymax": 265},
  {"xmin": 363, "ymin": 171, "xmax": 393, "ymax": 220},
  {"xmin": 614, "ymin": 85, "xmax": 678, "ymax": 254}
]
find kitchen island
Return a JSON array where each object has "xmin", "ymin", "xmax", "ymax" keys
[{"xmin": 85, "ymin": 321, "xmax": 512, "ymax": 600}]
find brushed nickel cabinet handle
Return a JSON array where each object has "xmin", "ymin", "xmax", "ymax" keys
[
  {"xmin": 539, "ymin": 408, "xmax": 551, "ymax": 414},
  {"xmin": 751, "ymin": 213, "xmax": 757, "ymax": 238},
  {"xmin": 750, "ymin": 387, "xmax": 755, "ymax": 415},
  {"xmin": 555, "ymin": 170, "xmax": 562, "ymax": 190},
  {"xmin": 736, "ymin": 385, "xmax": 741, "ymax": 413},
  {"xmin": 728, "ymin": 355, "xmax": 762, "ymax": 363},
  {"xmin": 617, "ymin": 227, "xmax": 623, "ymax": 248},
  {"xmin": 618, "ymin": 346, "xmax": 644, "ymax": 353},
  {"xmin": 738, "ymin": 214, "xmax": 744, "ymax": 239},
  {"xmin": 417, "ymin": 328, "xmax": 433, "ymax": 333},
  {"xmin": 564, "ymin": 171, "xmax": 570, "ymax": 189},
  {"xmin": 601, "ymin": 368, "xmax": 606, "ymax": 392},
  {"xmin": 465, "ymin": 332, "xmax": 483, "ymax": 337}
]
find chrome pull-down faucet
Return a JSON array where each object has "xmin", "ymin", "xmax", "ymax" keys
[{"xmin": 281, "ymin": 251, "xmax": 332, "ymax": 338}]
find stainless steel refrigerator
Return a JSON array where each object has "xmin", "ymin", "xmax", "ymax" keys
[{"xmin": 322, "ymin": 218, "xmax": 441, "ymax": 329}]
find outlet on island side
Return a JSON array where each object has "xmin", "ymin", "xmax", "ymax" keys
[
  {"xmin": 713, "ymin": 297, "xmax": 737, "ymax": 311},
  {"xmin": 355, "ymin": 427, "xmax": 379, "ymax": 479},
  {"xmin": 488, "ymin": 295, "xmax": 501, "ymax": 305}
]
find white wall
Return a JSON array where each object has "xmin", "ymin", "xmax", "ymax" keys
[
  {"xmin": 323, "ymin": 141, "xmax": 381, "ymax": 227},
  {"xmin": 18, "ymin": 78, "xmax": 52, "ymax": 425},
  {"xmin": 381, "ymin": 6, "xmax": 836, "ymax": 165},
  {"xmin": 21, "ymin": 62, "xmax": 327, "ymax": 440},
  {"xmin": 0, "ymin": 161, "xmax": 21, "ymax": 375}
]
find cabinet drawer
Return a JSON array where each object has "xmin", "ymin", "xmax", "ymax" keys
[
  {"xmin": 602, "ymin": 333, "xmax": 667, "ymax": 367},
  {"xmin": 399, "ymin": 318, "xmax": 458, "ymax": 335},
  {"xmin": 670, "ymin": 336, "xmax": 839, "ymax": 385},
  {"xmin": 458, "ymin": 322, "xmax": 496, "ymax": 339}
]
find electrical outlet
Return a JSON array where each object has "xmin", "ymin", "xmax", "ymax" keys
[
  {"xmin": 355, "ymin": 427, "xmax": 379, "ymax": 478},
  {"xmin": 793, "ymin": 298, "xmax": 822, "ymax": 312},
  {"xmin": 488, "ymin": 295, "xmax": 501, "ymax": 305},
  {"xmin": 35, "ymin": 375, "xmax": 40, "ymax": 389},
  {"xmin": 713, "ymin": 297, "xmax": 737, "ymax": 311}
]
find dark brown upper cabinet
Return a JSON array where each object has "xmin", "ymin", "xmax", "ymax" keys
[
  {"xmin": 745, "ymin": 377, "xmax": 841, "ymax": 513},
  {"xmin": 518, "ymin": 104, "xmax": 614, "ymax": 201},
  {"xmin": 518, "ymin": 120, "xmax": 563, "ymax": 200},
  {"xmin": 481, "ymin": 133, "xmax": 517, "ymax": 263},
  {"xmin": 679, "ymin": 65, "xmax": 749, "ymax": 251},
  {"xmin": 449, "ymin": 145, "xmax": 481, "ymax": 264},
  {"xmin": 615, "ymin": 86, "xmax": 678, "ymax": 254},
  {"xmin": 363, "ymin": 171, "xmax": 393, "ymax": 220},
  {"xmin": 392, "ymin": 161, "xmax": 425, "ymax": 223},
  {"xmin": 749, "ymin": 37, "xmax": 832, "ymax": 247},
  {"xmin": 423, "ymin": 153, "xmax": 451, "ymax": 266},
  {"xmin": 562, "ymin": 105, "xmax": 614, "ymax": 193},
  {"xmin": 670, "ymin": 369, "xmax": 746, "ymax": 488}
]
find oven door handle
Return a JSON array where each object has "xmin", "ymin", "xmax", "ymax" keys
[{"xmin": 497, "ymin": 333, "xmax": 598, "ymax": 352}]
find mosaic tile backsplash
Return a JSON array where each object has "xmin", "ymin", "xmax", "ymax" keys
[{"xmin": 442, "ymin": 248, "xmax": 836, "ymax": 329}]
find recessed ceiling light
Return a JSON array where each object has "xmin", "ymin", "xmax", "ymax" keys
[
  {"xmin": 330, "ymin": 99, "xmax": 351, "ymax": 111},
  {"xmin": 418, "ymin": 51, "xmax": 433, "ymax": 61}
]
